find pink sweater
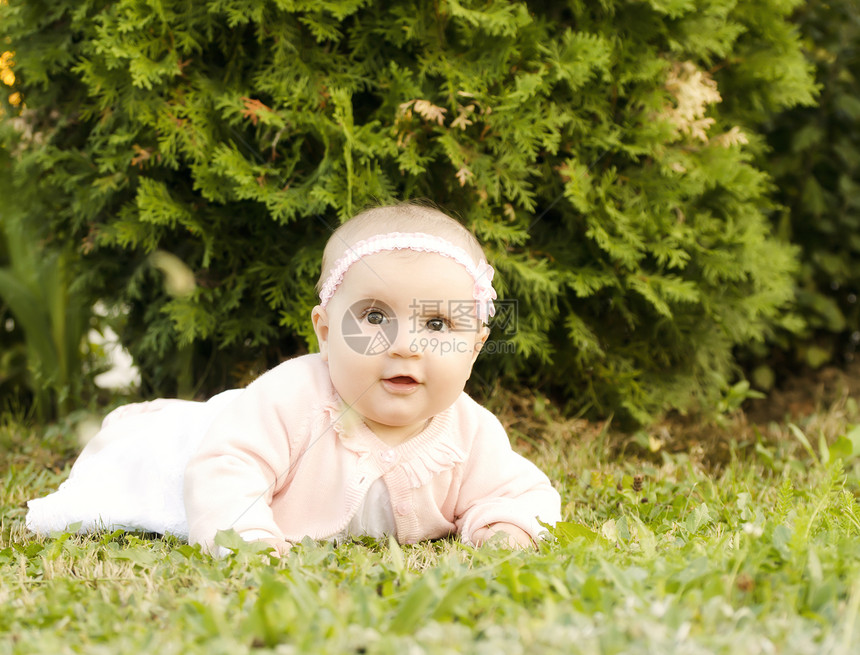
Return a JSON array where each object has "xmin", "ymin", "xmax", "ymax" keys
[{"xmin": 184, "ymin": 354, "xmax": 561, "ymax": 552}]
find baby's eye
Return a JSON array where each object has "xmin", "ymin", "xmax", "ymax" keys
[
  {"xmin": 426, "ymin": 317, "xmax": 450, "ymax": 332},
  {"xmin": 363, "ymin": 309, "xmax": 388, "ymax": 325}
]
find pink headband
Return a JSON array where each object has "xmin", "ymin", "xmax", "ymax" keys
[{"xmin": 319, "ymin": 231, "xmax": 497, "ymax": 322}]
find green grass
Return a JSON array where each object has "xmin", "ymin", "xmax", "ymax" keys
[{"xmin": 3, "ymin": 402, "xmax": 860, "ymax": 654}]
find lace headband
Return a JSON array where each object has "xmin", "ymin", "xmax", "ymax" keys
[{"xmin": 318, "ymin": 231, "xmax": 497, "ymax": 322}]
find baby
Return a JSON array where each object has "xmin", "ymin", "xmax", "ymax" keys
[{"xmin": 26, "ymin": 203, "xmax": 561, "ymax": 554}]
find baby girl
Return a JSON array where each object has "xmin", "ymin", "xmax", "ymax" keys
[{"xmin": 26, "ymin": 203, "xmax": 561, "ymax": 554}]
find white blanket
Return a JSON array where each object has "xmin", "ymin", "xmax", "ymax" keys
[{"xmin": 26, "ymin": 390, "xmax": 243, "ymax": 538}]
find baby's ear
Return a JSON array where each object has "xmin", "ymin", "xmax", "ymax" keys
[
  {"xmin": 471, "ymin": 324, "xmax": 490, "ymax": 364},
  {"xmin": 311, "ymin": 305, "xmax": 330, "ymax": 361}
]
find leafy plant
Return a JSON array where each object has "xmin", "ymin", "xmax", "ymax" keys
[
  {"xmin": 0, "ymin": 214, "xmax": 91, "ymax": 419},
  {"xmin": 760, "ymin": 0, "xmax": 860, "ymax": 371},
  {"xmin": 0, "ymin": 261, "xmax": 28, "ymax": 409},
  {"xmin": 0, "ymin": 0, "xmax": 817, "ymax": 421},
  {"xmin": 0, "ymin": 133, "xmax": 92, "ymax": 418}
]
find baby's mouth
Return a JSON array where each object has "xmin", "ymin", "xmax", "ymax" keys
[
  {"xmin": 385, "ymin": 375, "xmax": 418, "ymax": 385},
  {"xmin": 382, "ymin": 375, "xmax": 420, "ymax": 394}
]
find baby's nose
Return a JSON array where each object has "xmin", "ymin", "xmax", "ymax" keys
[{"xmin": 387, "ymin": 324, "xmax": 420, "ymax": 358}]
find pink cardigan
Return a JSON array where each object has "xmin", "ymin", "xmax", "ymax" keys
[{"xmin": 184, "ymin": 354, "xmax": 561, "ymax": 552}]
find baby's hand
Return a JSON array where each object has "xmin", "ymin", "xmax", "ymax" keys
[
  {"xmin": 258, "ymin": 537, "xmax": 292, "ymax": 557},
  {"xmin": 471, "ymin": 522, "xmax": 535, "ymax": 549}
]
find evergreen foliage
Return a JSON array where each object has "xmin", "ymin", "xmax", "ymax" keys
[
  {"xmin": 760, "ymin": 0, "xmax": 860, "ymax": 373},
  {"xmin": 0, "ymin": 0, "xmax": 817, "ymax": 421}
]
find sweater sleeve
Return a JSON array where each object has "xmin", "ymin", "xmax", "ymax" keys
[
  {"xmin": 184, "ymin": 362, "xmax": 308, "ymax": 554},
  {"xmin": 454, "ymin": 407, "xmax": 561, "ymax": 545}
]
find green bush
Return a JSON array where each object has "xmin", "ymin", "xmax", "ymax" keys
[
  {"xmin": 0, "ymin": 0, "xmax": 817, "ymax": 422},
  {"xmin": 759, "ymin": 0, "xmax": 860, "ymax": 373}
]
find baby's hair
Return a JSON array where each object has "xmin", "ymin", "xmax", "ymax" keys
[{"xmin": 316, "ymin": 201, "xmax": 487, "ymax": 294}]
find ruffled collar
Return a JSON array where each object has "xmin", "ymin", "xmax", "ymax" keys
[{"xmin": 321, "ymin": 395, "xmax": 466, "ymax": 488}]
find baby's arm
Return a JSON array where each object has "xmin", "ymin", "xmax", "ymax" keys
[
  {"xmin": 454, "ymin": 408, "xmax": 561, "ymax": 547},
  {"xmin": 183, "ymin": 382, "xmax": 294, "ymax": 555}
]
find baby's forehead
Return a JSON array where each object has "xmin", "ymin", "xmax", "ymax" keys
[
  {"xmin": 333, "ymin": 250, "xmax": 473, "ymax": 303},
  {"xmin": 349, "ymin": 249, "xmax": 475, "ymax": 283}
]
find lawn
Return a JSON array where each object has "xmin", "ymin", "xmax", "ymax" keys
[{"xmin": 2, "ymin": 390, "xmax": 860, "ymax": 654}]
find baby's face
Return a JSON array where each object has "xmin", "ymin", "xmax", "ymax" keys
[{"xmin": 312, "ymin": 250, "xmax": 488, "ymax": 444}]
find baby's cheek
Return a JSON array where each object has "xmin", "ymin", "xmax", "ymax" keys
[{"xmin": 446, "ymin": 333, "xmax": 477, "ymax": 356}]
